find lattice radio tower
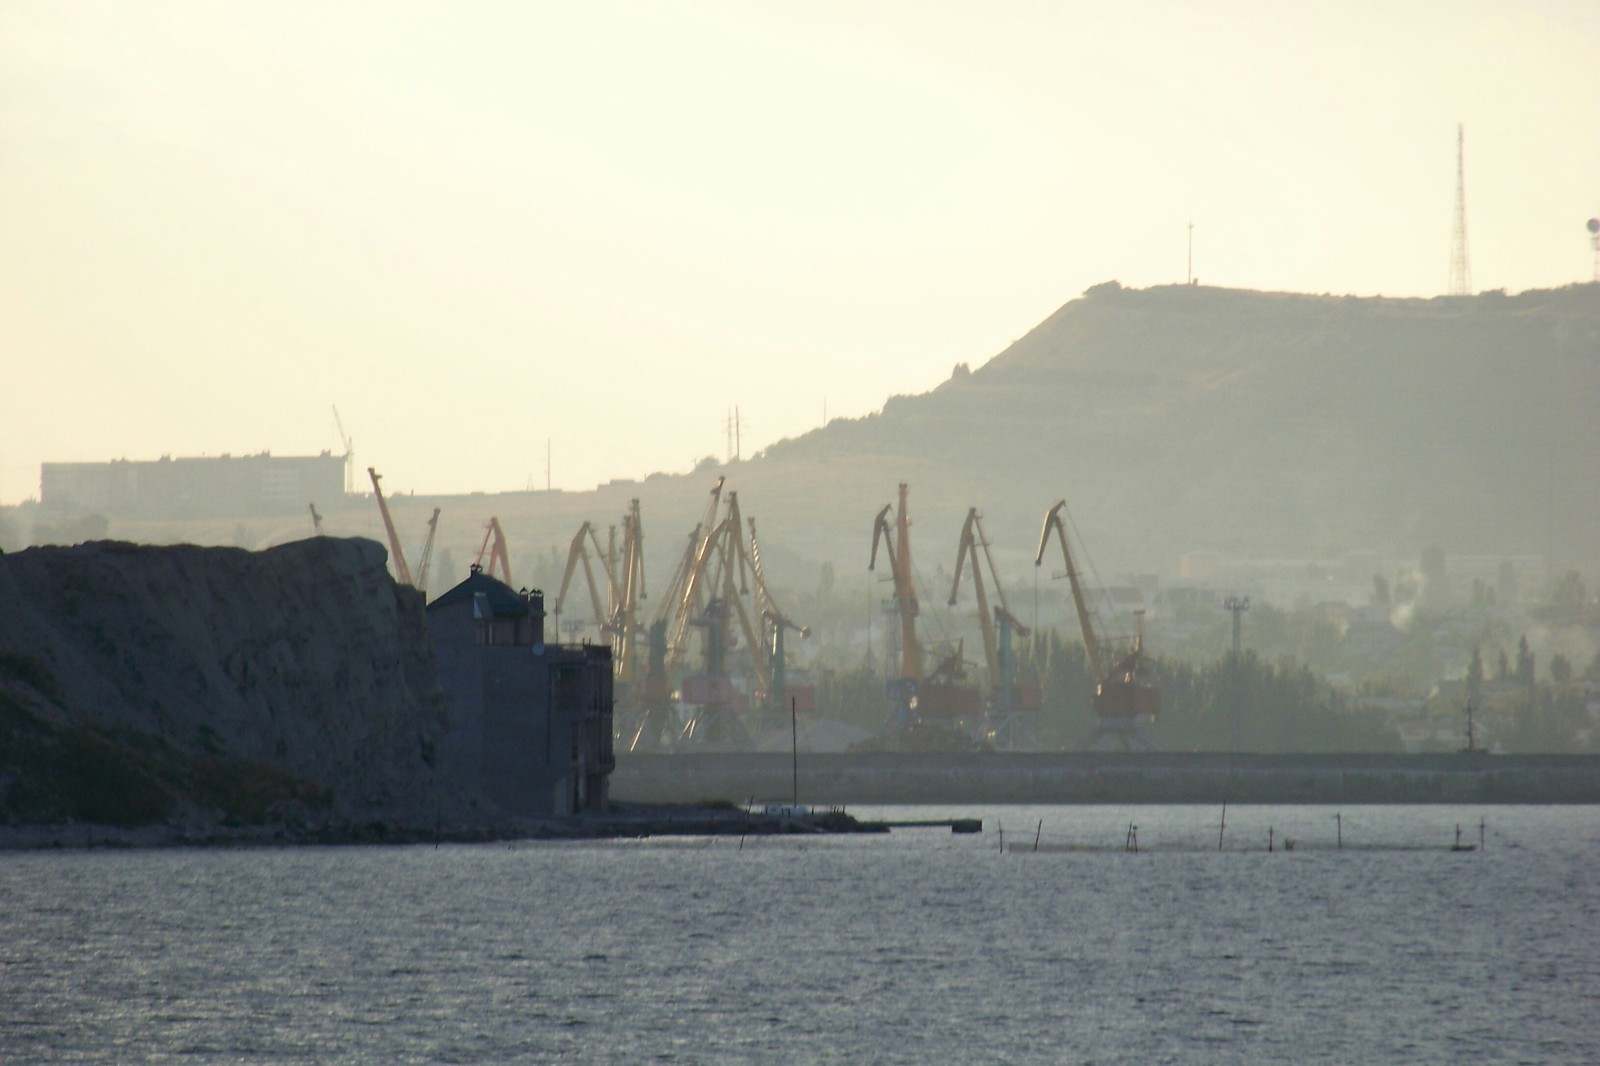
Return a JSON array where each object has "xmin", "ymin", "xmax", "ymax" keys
[{"xmin": 1449, "ymin": 123, "xmax": 1472, "ymax": 296}]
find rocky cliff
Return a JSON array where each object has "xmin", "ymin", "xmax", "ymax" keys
[{"xmin": 0, "ymin": 537, "xmax": 494, "ymax": 837}]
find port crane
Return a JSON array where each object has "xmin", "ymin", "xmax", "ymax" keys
[
  {"xmin": 609, "ymin": 499, "xmax": 647, "ymax": 692},
  {"xmin": 624, "ymin": 480, "xmax": 806, "ymax": 750},
  {"xmin": 414, "ymin": 507, "xmax": 441, "ymax": 597},
  {"xmin": 630, "ymin": 478, "xmax": 725, "ymax": 751},
  {"xmin": 553, "ymin": 506, "xmax": 653, "ymax": 746},
  {"xmin": 473, "ymin": 517, "xmax": 513, "ymax": 587},
  {"xmin": 656, "ymin": 477, "xmax": 727, "ymax": 680},
  {"xmin": 870, "ymin": 483, "xmax": 922, "ymax": 702},
  {"xmin": 1035, "ymin": 498, "xmax": 1160, "ymax": 750},
  {"xmin": 553, "ymin": 520, "xmax": 616, "ymax": 640},
  {"xmin": 870, "ymin": 483, "xmax": 979, "ymax": 746},
  {"xmin": 749, "ymin": 514, "xmax": 809, "ymax": 731},
  {"xmin": 332, "ymin": 406, "xmax": 355, "ymax": 494},
  {"xmin": 948, "ymin": 507, "xmax": 1035, "ymax": 749},
  {"xmin": 675, "ymin": 490, "xmax": 767, "ymax": 749},
  {"xmin": 367, "ymin": 466, "xmax": 415, "ymax": 586}
]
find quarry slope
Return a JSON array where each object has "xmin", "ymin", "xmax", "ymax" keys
[{"xmin": 0, "ymin": 537, "xmax": 493, "ymax": 836}]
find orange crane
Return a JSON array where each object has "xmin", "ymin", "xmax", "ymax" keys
[
  {"xmin": 1036, "ymin": 498, "xmax": 1159, "ymax": 750},
  {"xmin": 630, "ymin": 479, "xmax": 722, "ymax": 751},
  {"xmin": 415, "ymin": 507, "xmax": 441, "ymax": 597},
  {"xmin": 675, "ymin": 490, "xmax": 762, "ymax": 748},
  {"xmin": 553, "ymin": 520, "xmax": 615, "ymax": 640},
  {"xmin": 610, "ymin": 499, "xmax": 647, "ymax": 690},
  {"xmin": 367, "ymin": 466, "xmax": 414, "ymax": 586},
  {"xmin": 474, "ymin": 517, "xmax": 513, "ymax": 587},
  {"xmin": 634, "ymin": 482, "xmax": 807, "ymax": 749},
  {"xmin": 658, "ymin": 477, "xmax": 726, "ymax": 677},
  {"xmin": 948, "ymin": 506, "xmax": 1030, "ymax": 689},
  {"xmin": 870, "ymin": 482, "xmax": 921, "ymax": 686},
  {"xmin": 949, "ymin": 506, "xmax": 1037, "ymax": 748},
  {"xmin": 747, "ymin": 513, "xmax": 808, "ymax": 727},
  {"xmin": 870, "ymin": 484, "xmax": 980, "ymax": 742}
]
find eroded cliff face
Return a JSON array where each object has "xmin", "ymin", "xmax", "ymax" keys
[{"xmin": 0, "ymin": 537, "xmax": 492, "ymax": 833}]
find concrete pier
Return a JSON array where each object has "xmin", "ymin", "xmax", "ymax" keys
[{"xmin": 611, "ymin": 752, "xmax": 1600, "ymax": 806}]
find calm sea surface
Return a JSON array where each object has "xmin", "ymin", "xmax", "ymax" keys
[{"xmin": 3, "ymin": 805, "xmax": 1596, "ymax": 1064}]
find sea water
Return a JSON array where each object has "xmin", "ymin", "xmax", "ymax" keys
[{"xmin": 3, "ymin": 805, "xmax": 1596, "ymax": 1064}]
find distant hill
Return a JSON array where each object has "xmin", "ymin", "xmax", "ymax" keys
[
  {"xmin": 83, "ymin": 282, "xmax": 1600, "ymax": 595},
  {"xmin": 713, "ymin": 282, "xmax": 1600, "ymax": 578}
]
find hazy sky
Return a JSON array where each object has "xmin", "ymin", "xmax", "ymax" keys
[{"xmin": 3, "ymin": 1, "xmax": 1597, "ymax": 505}]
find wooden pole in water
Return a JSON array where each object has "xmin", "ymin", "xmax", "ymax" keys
[
  {"xmin": 1218, "ymin": 803, "xmax": 1227, "ymax": 851},
  {"xmin": 1336, "ymin": 812, "xmax": 1342, "ymax": 849},
  {"xmin": 790, "ymin": 696, "xmax": 799, "ymax": 809},
  {"xmin": 1034, "ymin": 819, "xmax": 1043, "ymax": 852}
]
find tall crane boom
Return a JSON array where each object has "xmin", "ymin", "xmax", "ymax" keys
[
  {"xmin": 657, "ymin": 477, "xmax": 725, "ymax": 674},
  {"xmin": 333, "ymin": 406, "xmax": 354, "ymax": 494},
  {"xmin": 869, "ymin": 483, "xmax": 921, "ymax": 681},
  {"xmin": 415, "ymin": 507, "xmax": 441, "ymax": 596},
  {"xmin": 553, "ymin": 521, "xmax": 614, "ymax": 638},
  {"xmin": 950, "ymin": 506, "xmax": 1029, "ymax": 687},
  {"xmin": 1036, "ymin": 497, "xmax": 1160, "ymax": 746},
  {"xmin": 1035, "ymin": 499, "xmax": 1103, "ymax": 680},
  {"xmin": 475, "ymin": 518, "xmax": 513, "ymax": 587},
  {"xmin": 367, "ymin": 466, "xmax": 414, "ymax": 586},
  {"xmin": 611, "ymin": 499, "xmax": 646, "ymax": 686}
]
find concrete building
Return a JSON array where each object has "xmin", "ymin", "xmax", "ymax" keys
[
  {"xmin": 426, "ymin": 566, "xmax": 613, "ymax": 816},
  {"xmin": 40, "ymin": 451, "xmax": 346, "ymax": 519}
]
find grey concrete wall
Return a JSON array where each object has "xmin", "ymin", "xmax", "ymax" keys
[{"xmin": 611, "ymin": 752, "xmax": 1600, "ymax": 805}]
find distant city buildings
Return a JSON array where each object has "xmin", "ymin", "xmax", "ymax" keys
[{"xmin": 40, "ymin": 452, "xmax": 345, "ymax": 519}]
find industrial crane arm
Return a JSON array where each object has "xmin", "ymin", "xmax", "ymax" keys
[
  {"xmin": 869, "ymin": 505, "xmax": 894, "ymax": 573},
  {"xmin": 950, "ymin": 507, "xmax": 1030, "ymax": 689},
  {"xmin": 1036, "ymin": 499, "xmax": 1103, "ymax": 680},
  {"xmin": 474, "ymin": 518, "xmax": 513, "ymax": 587},
  {"xmin": 554, "ymin": 521, "xmax": 608, "ymax": 631},
  {"xmin": 367, "ymin": 467, "xmax": 414, "ymax": 586},
  {"xmin": 416, "ymin": 507, "xmax": 441, "ymax": 596},
  {"xmin": 871, "ymin": 485, "xmax": 921, "ymax": 682}
]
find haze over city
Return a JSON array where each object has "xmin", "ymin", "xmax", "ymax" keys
[{"xmin": 3, "ymin": 0, "xmax": 1597, "ymax": 506}]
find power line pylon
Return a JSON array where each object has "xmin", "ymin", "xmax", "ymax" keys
[{"xmin": 1449, "ymin": 124, "xmax": 1472, "ymax": 296}]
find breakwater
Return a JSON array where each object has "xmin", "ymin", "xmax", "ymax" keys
[{"xmin": 611, "ymin": 751, "xmax": 1600, "ymax": 805}]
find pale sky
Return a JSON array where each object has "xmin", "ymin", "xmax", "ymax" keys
[{"xmin": 3, "ymin": 1, "xmax": 1597, "ymax": 505}]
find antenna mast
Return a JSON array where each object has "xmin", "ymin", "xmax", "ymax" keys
[
  {"xmin": 1187, "ymin": 219, "xmax": 1194, "ymax": 285},
  {"xmin": 1449, "ymin": 124, "xmax": 1472, "ymax": 296}
]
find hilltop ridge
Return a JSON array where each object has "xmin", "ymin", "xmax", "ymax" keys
[
  {"xmin": 29, "ymin": 283, "xmax": 1600, "ymax": 593},
  {"xmin": 738, "ymin": 281, "xmax": 1600, "ymax": 575}
]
